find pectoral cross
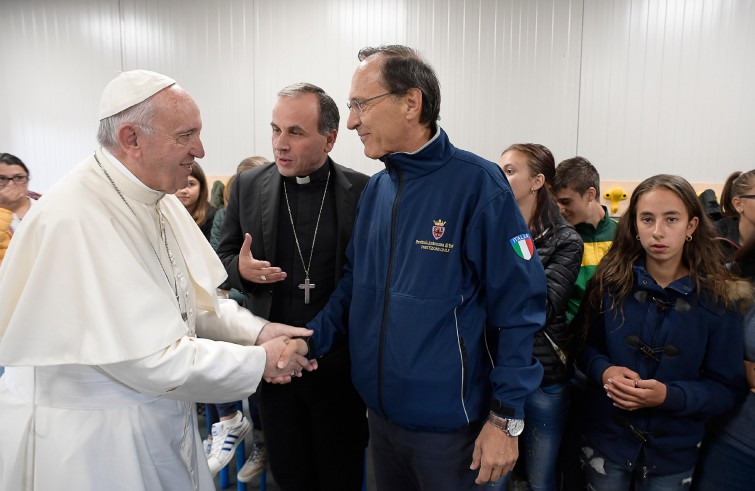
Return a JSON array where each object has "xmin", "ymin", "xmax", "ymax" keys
[{"xmin": 298, "ymin": 277, "xmax": 316, "ymax": 304}]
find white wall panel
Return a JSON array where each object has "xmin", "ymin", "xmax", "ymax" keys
[
  {"xmin": 0, "ymin": 0, "xmax": 121, "ymax": 191},
  {"xmin": 405, "ymin": 0, "xmax": 582, "ymax": 163},
  {"xmin": 1, "ymin": 0, "xmax": 754, "ymax": 191},
  {"xmin": 579, "ymin": 0, "xmax": 755, "ymax": 181}
]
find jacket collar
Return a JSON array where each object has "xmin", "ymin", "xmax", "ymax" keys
[
  {"xmin": 633, "ymin": 259, "xmax": 695, "ymax": 297},
  {"xmin": 378, "ymin": 127, "xmax": 454, "ymax": 180}
]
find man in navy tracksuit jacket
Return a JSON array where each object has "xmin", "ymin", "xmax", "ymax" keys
[{"xmin": 306, "ymin": 45, "xmax": 547, "ymax": 490}]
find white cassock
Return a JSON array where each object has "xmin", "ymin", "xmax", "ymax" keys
[{"xmin": 0, "ymin": 149, "xmax": 268, "ymax": 490}]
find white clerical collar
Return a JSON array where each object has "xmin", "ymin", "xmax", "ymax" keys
[
  {"xmin": 296, "ymin": 176, "xmax": 310, "ymax": 184},
  {"xmin": 101, "ymin": 147, "xmax": 161, "ymax": 194}
]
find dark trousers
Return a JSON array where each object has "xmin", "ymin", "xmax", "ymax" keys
[
  {"xmin": 368, "ymin": 409, "xmax": 490, "ymax": 491},
  {"xmin": 259, "ymin": 345, "xmax": 368, "ymax": 491},
  {"xmin": 216, "ymin": 393, "xmax": 262, "ymax": 430}
]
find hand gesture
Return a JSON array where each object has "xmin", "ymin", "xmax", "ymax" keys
[
  {"xmin": 0, "ymin": 180, "xmax": 26, "ymax": 207},
  {"xmin": 260, "ymin": 337, "xmax": 317, "ymax": 383},
  {"xmin": 238, "ymin": 233, "xmax": 286, "ymax": 284},
  {"xmin": 603, "ymin": 365, "xmax": 667, "ymax": 410},
  {"xmin": 470, "ymin": 421, "xmax": 518, "ymax": 485},
  {"xmin": 744, "ymin": 360, "xmax": 755, "ymax": 394}
]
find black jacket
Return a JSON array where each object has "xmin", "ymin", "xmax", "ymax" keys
[
  {"xmin": 216, "ymin": 158, "xmax": 369, "ymax": 318},
  {"xmin": 532, "ymin": 210, "xmax": 584, "ymax": 385},
  {"xmin": 715, "ymin": 216, "xmax": 740, "ymax": 261}
]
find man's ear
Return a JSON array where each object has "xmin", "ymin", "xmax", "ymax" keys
[
  {"xmin": 324, "ymin": 128, "xmax": 338, "ymax": 153},
  {"xmin": 404, "ymin": 87, "xmax": 423, "ymax": 121},
  {"xmin": 585, "ymin": 186, "xmax": 597, "ymax": 202},
  {"xmin": 117, "ymin": 124, "xmax": 141, "ymax": 158}
]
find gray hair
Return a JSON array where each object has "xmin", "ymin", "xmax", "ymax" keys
[
  {"xmin": 357, "ymin": 45, "xmax": 441, "ymax": 133},
  {"xmin": 277, "ymin": 82, "xmax": 340, "ymax": 135},
  {"xmin": 96, "ymin": 97, "xmax": 160, "ymax": 150}
]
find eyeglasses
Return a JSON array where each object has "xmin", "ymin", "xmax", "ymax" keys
[
  {"xmin": 0, "ymin": 175, "xmax": 29, "ymax": 186},
  {"xmin": 737, "ymin": 194, "xmax": 755, "ymax": 199},
  {"xmin": 346, "ymin": 92, "xmax": 393, "ymax": 115}
]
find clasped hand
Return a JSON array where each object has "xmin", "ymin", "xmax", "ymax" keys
[
  {"xmin": 602, "ymin": 365, "xmax": 667, "ymax": 410},
  {"xmin": 258, "ymin": 322, "xmax": 318, "ymax": 384}
]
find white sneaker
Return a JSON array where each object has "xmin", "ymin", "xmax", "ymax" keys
[
  {"xmin": 237, "ymin": 442, "xmax": 267, "ymax": 482},
  {"xmin": 202, "ymin": 437, "xmax": 212, "ymax": 459},
  {"xmin": 206, "ymin": 412, "xmax": 251, "ymax": 475}
]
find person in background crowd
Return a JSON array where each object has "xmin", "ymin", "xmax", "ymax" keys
[
  {"xmin": 577, "ymin": 174, "xmax": 750, "ymax": 490},
  {"xmin": 0, "ymin": 69, "xmax": 313, "ymax": 490},
  {"xmin": 217, "ymin": 82, "xmax": 370, "ymax": 490},
  {"xmin": 552, "ymin": 156, "xmax": 617, "ymax": 324},
  {"xmin": 497, "ymin": 144, "xmax": 583, "ymax": 491},
  {"xmin": 302, "ymin": 45, "xmax": 546, "ymax": 490},
  {"xmin": 715, "ymin": 170, "xmax": 755, "ymax": 259},
  {"xmin": 0, "ymin": 153, "xmax": 40, "ymax": 266},
  {"xmin": 176, "ymin": 161, "xmax": 218, "ymax": 241},
  {"xmin": 210, "ymin": 156, "xmax": 269, "ymax": 250},
  {"xmin": 551, "ymin": 156, "xmax": 617, "ymax": 490},
  {"xmin": 693, "ymin": 235, "xmax": 755, "ymax": 491},
  {"xmin": 204, "ymin": 155, "xmax": 269, "ymax": 481}
]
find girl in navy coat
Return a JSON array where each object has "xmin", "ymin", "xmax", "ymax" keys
[{"xmin": 577, "ymin": 174, "xmax": 751, "ymax": 490}]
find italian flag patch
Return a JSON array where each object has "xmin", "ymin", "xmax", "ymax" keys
[{"xmin": 510, "ymin": 233, "xmax": 534, "ymax": 260}]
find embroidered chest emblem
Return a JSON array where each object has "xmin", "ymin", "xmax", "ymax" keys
[
  {"xmin": 432, "ymin": 219, "xmax": 446, "ymax": 240},
  {"xmin": 510, "ymin": 233, "xmax": 534, "ymax": 260}
]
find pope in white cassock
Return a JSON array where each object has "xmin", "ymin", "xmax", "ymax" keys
[{"xmin": 0, "ymin": 70, "xmax": 314, "ymax": 490}]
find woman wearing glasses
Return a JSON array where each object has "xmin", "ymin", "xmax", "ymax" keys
[
  {"xmin": 576, "ymin": 174, "xmax": 751, "ymax": 490},
  {"xmin": 0, "ymin": 152, "xmax": 39, "ymax": 266},
  {"xmin": 715, "ymin": 170, "xmax": 755, "ymax": 259}
]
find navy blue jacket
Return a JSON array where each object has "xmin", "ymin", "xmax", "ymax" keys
[
  {"xmin": 308, "ymin": 129, "xmax": 546, "ymax": 432},
  {"xmin": 580, "ymin": 262, "xmax": 747, "ymax": 474}
]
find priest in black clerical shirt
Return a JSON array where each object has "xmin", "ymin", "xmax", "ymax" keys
[{"xmin": 217, "ymin": 82, "xmax": 370, "ymax": 491}]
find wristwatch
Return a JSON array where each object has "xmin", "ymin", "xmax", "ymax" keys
[{"xmin": 488, "ymin": 412, "xmax": 525, "ymax": 437}]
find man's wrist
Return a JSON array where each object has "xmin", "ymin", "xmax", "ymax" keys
[{"xmin": 487, "ymin": 411, "xmax": 524, "ymax": 438}]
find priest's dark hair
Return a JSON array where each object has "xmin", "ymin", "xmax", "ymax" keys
[{"xmin": 277, "ymin": 83, "xmax": 339, "ymax": 136}]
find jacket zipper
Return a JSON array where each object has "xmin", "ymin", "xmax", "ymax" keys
[
  {"xmin": 458, "ymin": 333, "xmax": 470, "ymax": 422},
  {"xmin": 378, "ymin": 161, "xmax": 404, "ymax": 414}
]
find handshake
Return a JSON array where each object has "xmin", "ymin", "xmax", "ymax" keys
[{"xmin": 256, "ymin": 322, "xmax": 318, "ymax": 384}]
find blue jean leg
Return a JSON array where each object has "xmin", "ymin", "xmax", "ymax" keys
[
  {"xmin": 581, "ymin": 444, "xmax": 693, "ymax": 491},
  {"xmin": 694, "ymin": 436, "xmax": 755, "ymax": 491},
  {"xmin": 523, "ymin": 383, "xmax": 569, "ymax": 491}
]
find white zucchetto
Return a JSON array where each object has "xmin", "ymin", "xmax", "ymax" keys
[{"xmin": 98, "ymin": 70, "xmax": 176, "ymax": 120}]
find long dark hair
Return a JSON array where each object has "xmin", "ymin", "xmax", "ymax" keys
[
  {"xmin": 187, "ymin": 162, "xmax": 210, "ymax": 226},
  {"xmin": 501, "ymin": 143, "xmax": 560, "ymax": 239},
  {"xmin": 584, "ymin": 174, "xmax": 745, "ymax": 335}
]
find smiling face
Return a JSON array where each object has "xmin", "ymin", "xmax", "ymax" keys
[
  {"xmin": 130, "ymin": 87, "xmax": 205, "ymax": 193},
  {"xmin": 636, "ymin": 187, "xmax": 699, "ymax": 274},
  {"xmin": 346, "ymin": 56, "xmax": 413, "ymax": 159},
  {"xmin": 271, "ymin": 93, "xmax": 335, "ymax": 177},
  {"xmin": 175, "ymin": 175, "xmax": 200, "ymax": 211},
  {"xmin": 554, "ymin": 186, "xmax": 594, "ymax": 226}
]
